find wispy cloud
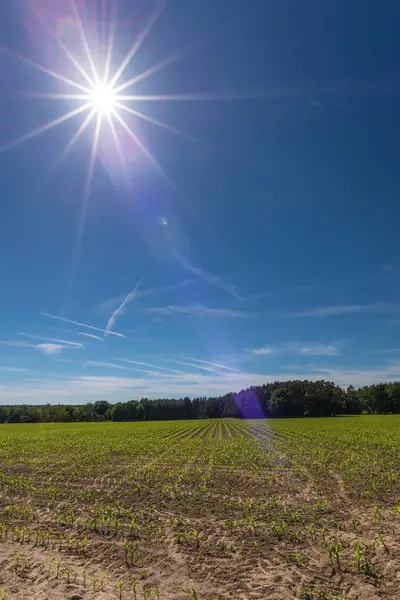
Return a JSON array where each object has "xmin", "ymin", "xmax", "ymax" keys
[
  {"xmin": 20, "ymin": 333, "xmax": 84, "ymax": 348},
  {"xmin": 0, "ymin": 366, "xmax": 27, "ymax": 372},
  {"xmin": 252, "ymin": 346, "xmax": 276, "ymax": 355},
  {"xmin": 0, "ymin": 372, "xmax": 260, "ymax": 403},
  {"xmin": 99, "ymin": 280, "xmax": 194, "ymax": 313},
  {"xmin": 168, "ymin": 359, "xmax": 226, "ymax": 374},
  {"xmin": 105, "ymin": 276, "xmax": 146, "ymax": 337},
  {"xmin": 251, "ymin": 342, "xmax": 342, "ymax": 356},
  {"xmin": 116, "ymin": 358, "xmax": 184, "ymax": 374},
  {"xmin": 175, "ymin": 253, "xmax": 242, "ymax": 299},
  {"xmin": 145, "ymin": 304, "xmax": 250, "ymax": 318},
  {"xmin": 82, "ymin": 361, "xmax": 128, "ymax": 370},
  {"xmin": 0, "ymin": 340, "xmax": 32, "ymax": 348},
  {"xmin": 279, "ymin": 303, "xmax": 398, "ymax": 319},
  {"xmin": 86, "ymin": 359, "xmax": 185, "ymax": 378},
  {"xmin": 306, "ymin": 362, "xmax": 400, "ymax": 387},
  {"xmin": 5, "ymin": 361, "xmax": 400, "ymax": 403},
  {"xmin": 78, "ymin": 332, "xmax": 104, "ymax": 341},
  {"xmin": 41, "ymin": 312, "xmax": 125, "ymax": 338},
  {"xmin": 0, "ymin": 338, "xmax": 80, "ymax": 355},
  {"xmin": 188, "ymin": 358, "xmax": 242, "ymax": 373},
  {"xmin": 293, "ymin": 342, "xmax": 342, "ymax": 356},
  {"xmin": 36, "ymin": 343, "xmax": 66, "ymax": 355},
  {"xmin": 246, "ymin": 269, "xmax": 400, "ymax": 305}
]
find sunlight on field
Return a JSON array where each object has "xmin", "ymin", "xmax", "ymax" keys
[{"xmin": 0, "ymin": 416, "xmax": 399, "ymax": 599}]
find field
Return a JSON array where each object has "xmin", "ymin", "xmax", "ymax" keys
[{"xmin": 0, "ymin": 417, "xmax": 399, "ymax": 600}]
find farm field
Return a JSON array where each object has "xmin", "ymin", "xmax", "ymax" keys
[{"xmin": 0, "ymin": 417, "xmax": 400, "ymax": 600}]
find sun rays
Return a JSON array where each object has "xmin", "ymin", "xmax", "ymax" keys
[
  {"xmin": 2, "ymin": 1, "xmax": 192, "ymax": 187},
  {"xmin": 1, "ymin": 0, "xmax": 250, "ymax": 298},
  {"xmin": 1, "ymin": 0, "xmax": 253, "ymax": 202}
]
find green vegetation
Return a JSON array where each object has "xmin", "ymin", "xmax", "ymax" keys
[
  {"xmin": 2, "ymin": 379, "xmax": 400, "ymax": 423},
  {"xmin": 0, "ymin": 416, "xmax": 398, "ymax": 598}
]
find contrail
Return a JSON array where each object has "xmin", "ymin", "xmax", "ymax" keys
[
  {"xmin": 188, "ymin": 358, "xmax": 242, "ymax": 373},
  {"xmin": 175, "ymin": 252, "xmax": 242, "ymax": 299},
  {"xmin": 105, "ymin": 275, "xmax": 146, "ymax": 336},
  {"xmin": 41, "ymin": 311, "xmax": 125, "ymax": 338}
]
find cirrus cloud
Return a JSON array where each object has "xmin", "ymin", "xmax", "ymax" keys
[{"xmin": 145, "ymin": 304, "xmax": 251, "ymax": 318}]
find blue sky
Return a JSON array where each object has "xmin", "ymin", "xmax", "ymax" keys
[{"xmin": 1, "ymin": 0, "xmax": 400, "ymax": 403}]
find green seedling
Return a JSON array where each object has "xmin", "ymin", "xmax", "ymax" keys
[
  {"xmin": 376, "ymin": 532, "xmax": 389, "ymax": 553},
  {"xmin": 192, "ymin": 530, "xmax": 200, "ymax": 550},
  {"xmin": 326, "ymin": 539, "xmax": 341, "ymax": 571},
  {"xmin": 15, "ymin": 552, "xmax": 22, "ymax": 573},
  {"xmin": 354, "ymin": 541, "xmax": 373, "ymax": 574},
  {"xmin": 130, "ymin": 577, "xmax": 138, "ymax": 600}
]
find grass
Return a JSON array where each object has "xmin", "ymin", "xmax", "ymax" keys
[{"xmin": 0, "ymin": 416, "xmax": 399, "ymax": 598}]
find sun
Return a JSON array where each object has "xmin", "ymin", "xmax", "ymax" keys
[
  {"xmin": 0, "ymin": 1, "xmax": 244, "ymax": 300},
  {"xmin": 2, "ymin": 2, "xmax": 229, "ymax": 177},
  {"xmin": 89, "ymin": 82, "xmax": 117, "ymax": 117},
  {"xmin": 1, "ymin": 0, "xmax": 237, "ymax": 261}
]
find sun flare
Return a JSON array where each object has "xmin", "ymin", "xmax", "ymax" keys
[
  {"xmin": 89, "ymin": 82, "xmax": 117, "ymax": 117},
  {"xmin": 2, "ymin": 2, "xmax": 191, "ymax": 173},
  {"xmin": 2, "ymin": 0, "xmax": 235, "ymax": 190},
  {"xmin": 1, "ymin": 0, "xmax": 236, "ymax": 277}
]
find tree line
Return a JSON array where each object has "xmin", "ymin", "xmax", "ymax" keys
[{"xmin": 1, "ymin": 379, "xmax": 400, "ymax": 423}]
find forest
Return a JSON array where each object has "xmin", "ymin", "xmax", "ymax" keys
[{"xmin": 1, "ymin": 379, "xmax": 400, "ymax": 423}]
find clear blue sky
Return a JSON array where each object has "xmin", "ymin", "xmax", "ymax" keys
[{"xmin": 0, "ymin": 0, "xmax": 400, "ymax": 403}]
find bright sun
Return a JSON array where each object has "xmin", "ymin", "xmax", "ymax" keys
[
  {"xmin": 89, "ymin": 82, "xmax": 116, "ymax": 117},
  {"xmin": 0, "ymin": 2, "xmax": 239, "ymax": 291},
  {"xmin": 2, "ymin": 1, "xmax": 224, "ymax": 215}
]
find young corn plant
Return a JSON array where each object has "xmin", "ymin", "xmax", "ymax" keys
[
  {"xmin": 114, "ymin": 515, "xmax": 121, "ymax": 536},
  {"xmin": 192, "ymin": 529, "xmax": 200, "ymax": 550},
  {"xmin": 306, "ymin": 524, "xmax": 315, "ymax": 543},
  {"xmin": 354, "ymin": 541, "xmax": 373, "ymax": 574},
  {"xmin": 129, "ymin": 515, "xmax": 140, "ymax": 538},
  {"xmin": 87, "ymin": 509, "xmax": 100, "ymax": 532},
  {"xmin": 78, "ymin": 535, "xmax": 88, "ymax": 556},
  {"xmin": 124, "ymin": 539, "xmax": 143, "ymax": 566},
  {"xmin": 130, "ymin": 577, "xmax": 138, "ymax": 600},
  {"xmin": 247, "ymin": 513, "xmax": 257, "ymax": 535},
  {"xmin": 15, "ymin": 552, "xmax": 22, "ymax": 573},
  {"xmin": 271, "ymin": 519, "xmax": 287, "ymax": 539},
  {"xmin": 326, "ymin": 539, "xmax": 341, "ymax": 571},
  {"xmin": 375, "ymin": 532, "xmax": 389, "ymax": 553},
  {"xmin": 142, "ymin": 588, "xmax": 151, "ymax": 600},
  {"xmin": 64, "ymin": 568, "xmax": 71, "ymax": 584}
]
